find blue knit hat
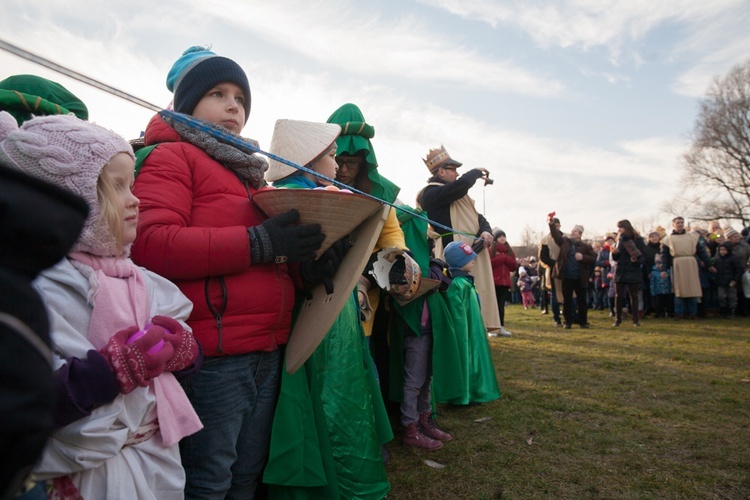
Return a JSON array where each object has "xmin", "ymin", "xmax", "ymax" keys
[
  {"xmin": 166, "ymin": 46, "xmax": 251, "ymax": 122},
  {"xmin": 444, "ymin": 241, "xmax": 476, "ymax": 269}
]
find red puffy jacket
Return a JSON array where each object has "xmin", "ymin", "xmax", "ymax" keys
[
  {"xmin": 490, "ymin": 244, "xmax": 518, "ymax": 287},
  {"xmin": 131, "ymin": 115, "xmax": 295, "ymax": 356}
]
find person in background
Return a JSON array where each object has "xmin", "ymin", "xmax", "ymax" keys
[
  {"xmin": 707, "ymin": 220, "xmax": 723, "ymax": 252},
  {"xmin": 517, "ymin": 267, "xmax": 535, "ymax": 310},
  {"xmin": 691, "ymin": 226, "xmax": 717, "ymax": 318},
  {"xmin": 490, "ymin": 229, "xmax": 517, "ymax": 337},
  {"xmin": 724, "ymin": 227, "xmax": 750, "ymax": 316},
  {"xmin": 0, "ymin": 112, "xmax": 201, "ymax": 499},
  {"xmin": 642, "ymin": 231, "xmax": 662, "ymax": 317},
  {"xmin": 595, "ymin": 235, "xmax": 615, "ymax": 310},
  {"xmin": 611, "ymin": 219, "xmax": 646, "ymax": 327},
  {"xmin": 131, "ymin": 46, "xmax": 324, "ymax": 498},
  {"xmin": 527, "ymin": 256, "xmax": 541, "ymax": 305},
  {"xmin": 443, "ymin": 241, "xmax": 501, "ymax": 405},
  {"xmin": 539, "ymin": 217, "xmax": 563, "ymax": 327},
  {"xmin": 592, "ymin": 267, "xmax": 608, "ymax": 310},
  {"xmin": 416, "ymin": 145, "xmax": 501, "ymax": 335},
  {"xmin": 659, "ymin": 217, "xmax": 715, "ymax": 321},
  {"xmin": 712, "ymin": 242, "xmax": 744, "ymax": 318},
  {"xmin": 650, "ymin": 254, "xmax": 674, "ymax": 318},
  {"xmin": 548, "ymin": 215, "xmax": 597, "ymax": 329},
  {"xmin": 589, "ymin": 240, "xmax": 603, "ymax": 309}
]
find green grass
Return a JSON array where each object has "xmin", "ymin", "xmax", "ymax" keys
[{"xmin": 384, "ymin": 306, "xmax": 750, "ymax": 499}]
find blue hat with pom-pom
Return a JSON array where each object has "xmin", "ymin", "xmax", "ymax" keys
[{"xmin": 166, "ymin": 46, "xmax": 251, "ymax": 122}]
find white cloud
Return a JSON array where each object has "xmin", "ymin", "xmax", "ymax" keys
[
  {"xmin": 421, "ymin": 0, "xmax": 750, "ymax": 100},
  {"xmin": 0, "ymin": 0, "xmax": 711, "ymax": 242},
  {"xmin": 419, "ymin": 0, "xmax": 741, "ymax": 53},
  {"xmin": 180, "ymin": 0, "xmax": 563, "ymax": 97},
  {"xmin": 670, "ymin": 12, "xmax": 750, "ymax": 97}
]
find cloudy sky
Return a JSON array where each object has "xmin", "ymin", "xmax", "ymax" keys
[{"xmin": 2, "ymin": 0, "xmax": 749, "ymax": 242}]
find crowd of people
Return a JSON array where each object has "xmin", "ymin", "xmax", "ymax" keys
[
  {"xmin": 0, "ymin": 46, "xmax": 507, "ymax": 500},
  {"xmin": 501, "ymin": 216, "xmax": 750, "ymax": 332},
  {"xmin": 2, "ymin": 44, "xmax": 749, "ymax": 500}
]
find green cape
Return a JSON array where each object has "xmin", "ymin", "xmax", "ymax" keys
[
  {"xmin": 444, "ymin": 276, "xmax": 501, "ymax": 404},
  {"xmin": 264, "ymin": 179, "xmax": 391, "ymax": 499}
]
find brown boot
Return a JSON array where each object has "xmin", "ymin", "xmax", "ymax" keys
[
  {"xmin": 403, "ymin": 422, "xmax": 442, "ymax": 450},
  {"xmin": 419, "ymin": 412, "xmax": 453, "ymax": 442}
]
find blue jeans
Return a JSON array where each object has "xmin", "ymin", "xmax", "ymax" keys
[
  {"xmin": 674, "ymin": 297, "xmax": 698, "ymax": 317},
  {"xmin": 180, "ymin": 350, "xmax": 281, "ymax": 500}
]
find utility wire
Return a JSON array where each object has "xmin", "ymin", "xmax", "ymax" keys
[{"xmin": 0, "ymin": 39, "xmax": 162, "ymax": 113}]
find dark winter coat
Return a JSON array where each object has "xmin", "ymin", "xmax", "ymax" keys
[
  {"xmin": 549, "ymin": 222, "xmax": 597, "ymax": 287},
  {"xmin": 712, "ymin": 244, "xmax": 745, "ymax": 286},
  {"xmin": 417, "ymin": 169, "xmax": 492, "ymax": 250},
  {"xmin": 642, "ymin": 240, "xmax": 660, "ymax": 279},
  {"xmin": 0, "ymin": 163, "xmax": 88, "ymax": 496},
  {"xmin": 612, "ymin": 234, "xmax": 646, "ymax": 284}
]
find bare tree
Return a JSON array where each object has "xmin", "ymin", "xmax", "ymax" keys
[
  {"xmin": 512, "ymin": 224, "xmax": 543, "ymax": 258},
  {"xmin": 679, "ymin": 58, "xmax": 750, "ymax": 227}
]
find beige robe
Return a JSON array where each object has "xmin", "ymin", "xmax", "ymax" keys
[
  {"xmin": 540, "ymin": 233, "xmax": 564, "ymax": 303},
  {"xmin": 424, "ymin": 191, "xmax": 501, "ymax": 332},
  {"xmin": 661, "ymin": 232, "xmax": 703, "ymax": 298}
]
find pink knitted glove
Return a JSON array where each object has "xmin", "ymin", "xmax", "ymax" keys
[
  {"xmin": 98, "ymin": 326, "xmax": 174, "ymax": 394},
  {"xmin": 150, "ymin": 315, "xmax": 200, "ymax": 372}
]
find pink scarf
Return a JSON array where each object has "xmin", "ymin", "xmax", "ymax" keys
[{"xmin": 69, "ymin": 252, "xmax": 202, "ymax": 446}]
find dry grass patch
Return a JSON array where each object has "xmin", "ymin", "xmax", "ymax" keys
[{"xmin": 384, "ymin": 307, "xmax": 750, "ymax": 499}]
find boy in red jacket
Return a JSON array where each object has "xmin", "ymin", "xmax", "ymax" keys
[{"xmin": 131, "ymin": 47, "xmax": 324, "ymax": 498}]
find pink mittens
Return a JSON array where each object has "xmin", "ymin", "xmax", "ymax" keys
[
  {"xmin": 98, "ymin": 326, "xmax": 175, "ymax": 394},
  {"xmin": 150, "ymin": 315, "xmax": 200, "ymax": 372}
]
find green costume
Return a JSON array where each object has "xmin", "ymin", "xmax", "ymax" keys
[
  {"xmin": 326, "ymin": 103, "xmax": 399, "ymax": 204},
  {"xmin": 263, "ymin": 177, "xmax": 391, "ymax": 499},
  {"xmin": 388, "ymin": 206, "xmax": 465, "ymax": 404},
  {"xmin": 0, "ymin": 74, "xmax": 88, "ymax": 125},
  {"xmin": 444, "ymin": 273, "xmax": 501, "ymax": 404}
]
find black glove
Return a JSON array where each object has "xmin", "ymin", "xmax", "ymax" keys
[
  {"xmin": 300, "ymin": 237, "xmax": 352, "ymax": 293},
  {"xmin": 472, "ymin": 238, "xmax": 486, "ymax": 255},
  {"xmin": 248, "ymin": 209, "xmax": 324, "ymax": 264}
]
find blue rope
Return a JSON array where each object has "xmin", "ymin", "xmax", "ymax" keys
[{"xmin": 161, "ymin": 110, "xmax": 477, "ymax": 240}]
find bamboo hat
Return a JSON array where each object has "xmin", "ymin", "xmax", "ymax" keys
[
  {"xmin": 252, "ymin": 188, "xmax": 382, "ymax": 258},
  {"xmin": 265, "ymin": 119, "xmax": 341, "ymax": 182}
]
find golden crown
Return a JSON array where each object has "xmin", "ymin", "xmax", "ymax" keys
[{"xmin": 423, "ymin": 145, "xmax": 457, "ymax": 172}]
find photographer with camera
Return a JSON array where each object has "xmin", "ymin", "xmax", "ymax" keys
[{"xmin": 416, "ymin": 145, "xmax": 502, "ymax": 336}]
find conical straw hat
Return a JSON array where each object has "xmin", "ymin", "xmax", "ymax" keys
[
  {"xmin": 265, "ymin": 119, "xmax": 341, "ymax": 182},
  {"xmin": 252, "ymin": 187, "xmax": 383, "ymax": 258},
  {"xmin": 285, "ymin": 205, "xmax": 390, "ymax": 373}
]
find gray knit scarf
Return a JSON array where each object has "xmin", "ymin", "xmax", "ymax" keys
[{"xmin": 164, "ymin": 114, "xmax": 268, "ymax": 189}]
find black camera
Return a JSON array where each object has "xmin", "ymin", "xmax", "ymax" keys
[{"xmin": 483, "ymin": 176, "xmax": 494, "ymax": 186}]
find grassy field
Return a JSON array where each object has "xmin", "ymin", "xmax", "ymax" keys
[{"xmin": 383, "ymin": 306, "xmax": 750, "ymax": 499}]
